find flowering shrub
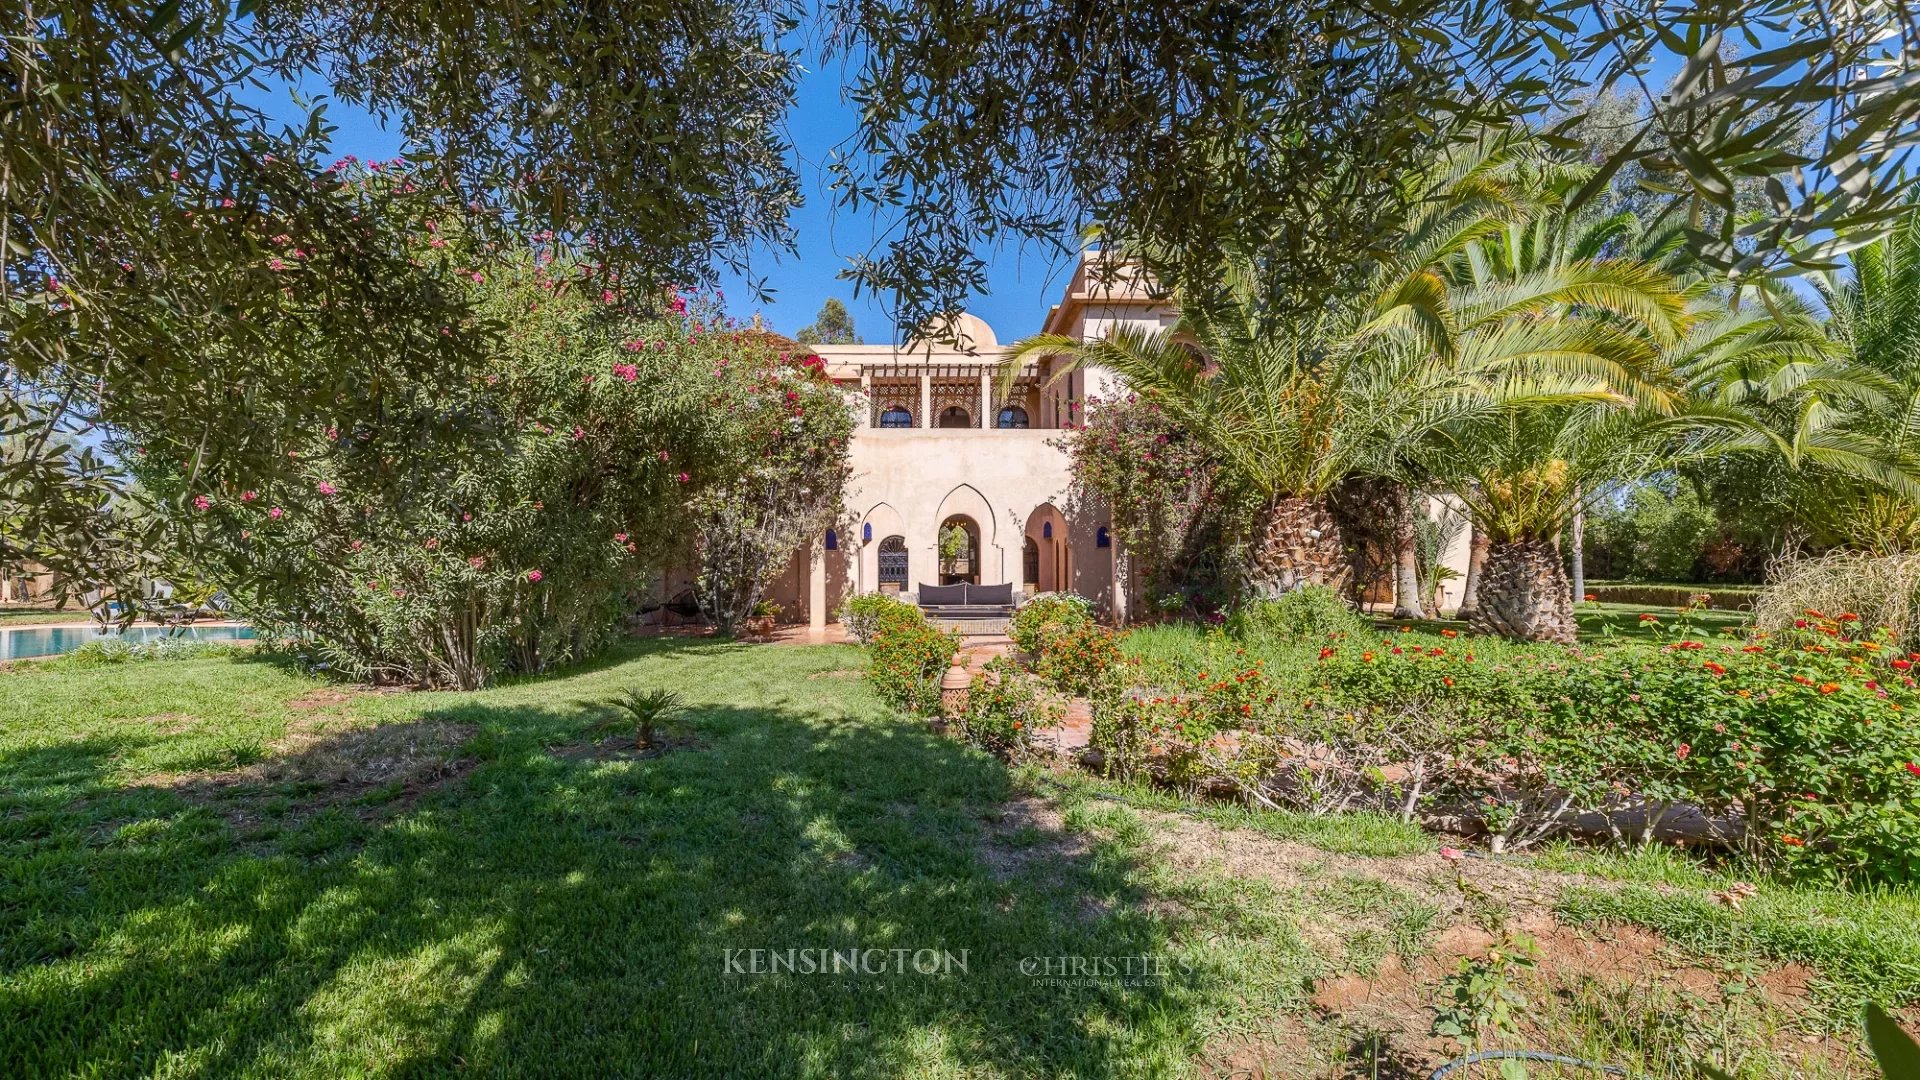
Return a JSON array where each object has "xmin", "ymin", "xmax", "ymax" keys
[
  {"xmin": 864, "ymin": 608, "xmax": 958, "ymax": 715},
  {"xmin": 960, "ymin": 657, "xmax": 1064, "ymax": 758},
  {"xmin": 1033, "ymin": 621, "xmax": 1123, "ymax": 698},
  {"xmin": 1059, "ymin": 395, "xmax": 1254, "ymax": 606},
  {"xmin": 1553, "ymin": 617, "xmax": 1920, "ymax": 882},
  {"xmin": 1008, "ymin": 592, "xmax": 1094, "ymax": 655},
  {"xmin": 839, "ymin": 592, "xmax": 919, "ymax": 645},
  {"xmin": 137, "ymin": 214, "xmax": 849, "ymax": 687}
]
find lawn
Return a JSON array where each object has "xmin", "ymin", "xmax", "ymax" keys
[
  {"xmin": 0, "ymin": 606, "xmax": 94, "ymax": 627},
  {"xmin": 2, "ymin": 639, "xmax": 1912, "ymax": 1077}
]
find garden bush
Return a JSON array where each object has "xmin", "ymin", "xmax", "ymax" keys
[
  {"xmin": 1585, "ymin": 583, "xmax": 1757, "ymax": 611},
  {"xmin": 864, "ymin": 608, "xmax": 958, "ymax": 716},
  {"xmin": 960, "ymin": 657, "xmax": 1063, "ymax": 758},
  {"xmin": 136, "ymin": 211, "xmax": 851, "ymax": 688},
  {"xmin": 1754, "ymin": 550, "xmax": 1920, "ymax": 651},
  {"xmin": 1100, "ymin": 618, "xmax": 1920, "ymax": 881},
  {"xmin": 1553, "ymin": 616, "xmax": 1920, "ymax": 882},
  {"xmin": 1032, "ymin": 621, "xmax": 1122, "ymax": 697},
  {"xmin": 839, "ymin": 592, "xmax": 919, "ymax": 646},
  {"xmin": 1008, "ymin": 592, "xmax": 1094, "ymax": 655},
  {"xmin": 1224, "ymin": 585, "xmax": 1367, "ymax": 643}
]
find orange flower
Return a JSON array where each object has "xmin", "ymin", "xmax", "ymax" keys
[
  {"xmin": 1780, "ymin": 835, "xmax": 1805, "ymax": 846},
  {"xmin": 1639, "ymin": 613, "xmax": 1659, "ymax": 622},
  {"xmin": 1583, "ymin": 593, "xmax": 1598, "ymax": 602},
  {"xmin": 1443, "ymin": 676, "xmax": 1455, "ymax": 687},
  {"xmin": 1362, "ymin": 651, "xmax": 1375, "ymax": 662},
  {"xmin": 1440, "ymin": 628, "xmax": 1459, "ymax": 638},
  {"xmin": 1819, "ymin": 682, "xmax": 1840, "ymax": 694}
]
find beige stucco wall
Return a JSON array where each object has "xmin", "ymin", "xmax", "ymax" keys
[{"xmin": 839, "ymin": 428, "xmax": 1117, "ymax": 612}]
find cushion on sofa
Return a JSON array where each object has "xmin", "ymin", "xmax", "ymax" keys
[
  {"xmin": 917, "ymin": 583, "xmax": 967, "ymax": 605},
  {"xmin": 965, "ymin": 582, "xmax": 1013, "ymax": 606}
]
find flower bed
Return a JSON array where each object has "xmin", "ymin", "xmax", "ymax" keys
[{"xmin": 1090, "ymin": 614, "xmax": 1920, "ymax": 883}]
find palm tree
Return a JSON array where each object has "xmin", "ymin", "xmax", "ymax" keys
[
  {"xmin": 1697, "ymin": 195, "xmax": 1920, "ymax": 551},
  {"xmin": 1001, "ymin": 135, "xmax": 1541, "ymax": 597},
  {"xmin": 1003, "ymin": 264, "xmax": 1378, "ymax": 595}
]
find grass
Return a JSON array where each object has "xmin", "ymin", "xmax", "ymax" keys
[
  {"xmin": 2, "ymin": 638, "xmax": 1911, "ymax": 1077},
  {"xmin": 0, "ymin": 606, "xmax": 94, "ymax": 627}
]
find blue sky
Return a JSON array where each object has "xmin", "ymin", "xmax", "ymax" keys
[{"xmin": 248, "ymin": 64, "xmax": 1080, "ymax": 346}]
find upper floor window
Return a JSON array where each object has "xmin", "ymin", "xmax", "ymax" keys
[
  {"xmin": 878, "ymin": 404, "xmax": 913, "ymax": 428},
  {"xmin": 995, "ymin": 405, "xmax": 1030, "ymax": 429},
  {"xmin": 938, "ymin": 406, "xmax": 972, "ymax": 428}
]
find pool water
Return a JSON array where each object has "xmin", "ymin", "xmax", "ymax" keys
[{"xmin": 0, "ymin": 624, "xmax": 256, "ymax": 661}]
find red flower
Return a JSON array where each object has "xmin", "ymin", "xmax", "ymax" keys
[
  {"xmin": 1318, "ymin": 647, "xmax": 1335, "ymax": 660},
  {"xmin": 1894, "ymin": 659, "xmax": 1912, "ymax": 671},
  {"xmin": 1703, "ymin": 662, "xmax": 1726, "ymax": 676},
  {"xmin": 1639, "ymin": 613, "xmax": 1659, "ymax": 622},
  {"xmin": 1440, "ymin": 628, "xmax": 1459, "ymax": 638},
  {"xmin": 1906, "ymin": 762, "xmax": 1920, "ymax": 779},
  {"xmin": 1838, "ymin": 612, "xmax": 1860, "ymax": 622},
  {"xmin": 1676, "ymin": 743, "xmax": 1691, "ymax": 760},
  {"xmin": 1780, "ymin": 835, "xmax": 1804, "ymax": 846}
]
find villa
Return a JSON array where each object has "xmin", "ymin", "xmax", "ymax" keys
[{"xmin": 737, "ymin": 253, "xmax": 1473, "ymax": 631}]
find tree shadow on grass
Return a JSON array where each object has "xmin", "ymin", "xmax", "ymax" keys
[{"xmin": 1, "ymin": 637, "xmax": 1227, "ymax": 1078}]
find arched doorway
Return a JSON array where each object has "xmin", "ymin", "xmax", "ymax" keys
[
  {"xmin": 938, "ymin": 516, "xmax": 980, "ymax": 585},
  {"xmin": 1022, "ymin": 537, "xmax": 1040, "ymax": 587},
  {"xmin": 877, "ymin": 536, "xmax": 909, "ymax": 592},
  {"xmin": 1024, "ymin": 503, "xmax": 1070, "ymax": 594},
  {"xmin": 937, "ymin": 405, "xmax": 972, "ymax": 428}
]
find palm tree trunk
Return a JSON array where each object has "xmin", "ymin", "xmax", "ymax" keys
[
  {"xmin": 1470, "ymin": 537, "xmax": 1577, "ymax": 643},
  {"xmin": 1569, "ymin": 495, "xmax": 1586, "ymax": 605},
  {"xmin": 1250, "ymin": 495, "xmax": 1351, "ymax": 596},
  {"xmin": 1455, "ymin": 525, "xmax": 1489, "ymax": 620},
  {"xmin": 1391, "ymin": 486, "xmax": 1425, "ymax": 619}
]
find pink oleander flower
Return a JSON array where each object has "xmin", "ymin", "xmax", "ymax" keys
[
  {"xmin": 316, "ymin": 481, "xmax": 337, "ymax": 496},
  {"xmin": 613, "ymin": 363, "xmax": 639, "ymax": 382},
  {"xmin": 350, "ymin": 540, "xmax": 363, "ymax": 551},
  {"xmin": 268, "ymin": 507, "xmax": 283, "ymax": 519},
  {"xmin": 526, "ymin": 569, "xmax": 544, "ymax": 583},
  {"xmin": 614, "ymin": 532, "xmax": 628, "ymax": 543},
  {"xmin": 676, "ymin": 472, "xmax": 690, "ymax": 483},
  {"xmin": 471, "ymin": 271, "xmax": 485, "ymax": 283},
  {"xmin": 1439, "ymin": 847, "xmax": 1464, "ymax": 862},
  {"xmin": 193, "ymin": 494, "xmax": 211, "ymax": 511},
  {"xmin": 657, "ymin": 450, "xmax": 670, "ymax": 462},
  {"xmin": 241, "ymin": 490, "xmax": 257, "ymax": 502},
  {"xmin": 469, "ymin": 556, "xmax": 486, "ymax": 569},
  {"xmin": 573, "ymin": 426, "xmax": 586, "ymax": 441},
  {"xmin": 424, "ymin": 537, "xmax": 439, "ymax": 550}
]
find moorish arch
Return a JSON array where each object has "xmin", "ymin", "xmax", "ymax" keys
[
  {"xmin": 930, "ymin": 483, "xmax": 1003, "ymax": 586},
  {"xmin": 1024, "ymin": 502, "xmax": 1072, "ymax": 594},
  {"xmin": 858, "ymin": 501, "xmax": 909, "ymax": 594}
]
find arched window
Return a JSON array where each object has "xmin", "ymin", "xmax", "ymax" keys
[
  {"xmin": 995, "ymin": 405, "xmax": 1030, "ymax": 429},
  {"xmin": 938, "ymin": 406, "xmax": 972, "ymax": 428},
  {"xmin": 878, "ymin": 404, "xmax": 913, "ymax": 428},
  {"xmin": 877, "ymin": 535, "xmax": 909, "ymax": 589}
]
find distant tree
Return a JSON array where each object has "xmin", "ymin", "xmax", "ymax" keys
[{"xmin": 794, "ymin": 298, "xmax": 862, "ymax": 345}]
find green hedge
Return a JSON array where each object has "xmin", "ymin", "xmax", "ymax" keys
[{"xmin": 1586, "ymin": 583, "xmax": 1758, "ymax": 611}]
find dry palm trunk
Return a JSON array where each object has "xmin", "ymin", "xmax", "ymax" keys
[
  {"xmin": 1391, "ymin": 486, "xmax": 1425, "ymax": 619},
  {"xmin": 1454, "ymin": 525, "xmax": 1490, "ymax": 621},
  {"xmin": 1470, "ymin": 536, "xmax": 1576, "ymax": 643},
  {"xmin": 1250, "ymin": 494, "xmax": 1352, "ymax": 596}
]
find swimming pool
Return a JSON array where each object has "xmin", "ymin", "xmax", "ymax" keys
[{"xmin": 0, "ymin": 624, "xmax": 256, "ymax": 661}]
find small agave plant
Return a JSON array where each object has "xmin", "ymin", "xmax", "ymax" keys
[{"xmin": 605, "ymin": 687, "xmax": 686, "ymax": 751}]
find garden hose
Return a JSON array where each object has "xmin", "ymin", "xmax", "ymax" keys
[{"xmin": 1429, "ymin": 1050, "xmax": 1627, "ymax": 1078}]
